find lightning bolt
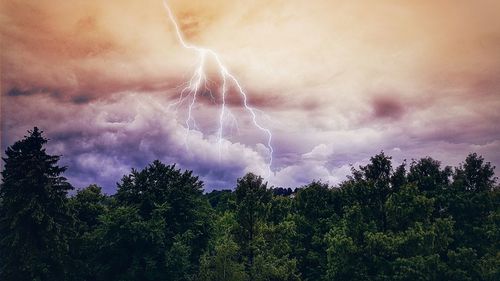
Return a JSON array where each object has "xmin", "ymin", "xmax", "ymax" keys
[{"xmin": 162, "ymin": 0, "xmax": 274, "ymax": 175}]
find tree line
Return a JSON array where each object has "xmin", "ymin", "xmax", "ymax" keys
[{"xmin": 1, "ymin": 127, "xmax": 499, "ymax": 281}]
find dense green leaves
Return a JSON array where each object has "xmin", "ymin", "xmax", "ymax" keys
[
  {"xmin": 235, "ymin": 173, "xmax": 272, "ymax": 271},
  {"xmin": 85, "ymin": 206, "xmax": 166, "ymax": 281},
  {"xmin": 116, "ymin": 160, "xmax": 212, "ymax": 264},
  {"xmin": 1, "ymin": 130, "xmax": 499, "ymax": 281},
  {"xmin": 0, "ymin": 128, "xmax": 73, "ymax": 281}
]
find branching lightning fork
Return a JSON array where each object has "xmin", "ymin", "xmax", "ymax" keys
[{"xmin": 162, "ymin": 0, "xmax": 274, "ymax": 174}]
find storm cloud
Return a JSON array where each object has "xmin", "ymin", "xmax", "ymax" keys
[{"xmin": 2, "ymin": 0, "xmax": 500, "ymax": 192}]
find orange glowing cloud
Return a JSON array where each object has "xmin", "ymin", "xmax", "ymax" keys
[{"xmin": 2, "ymin": 0, "xmax": 500, "ymax": 190}]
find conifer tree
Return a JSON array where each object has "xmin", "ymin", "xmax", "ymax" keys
[{"xmin": 0, "ymin": 127, "xmax": 73, "ymax": 281}]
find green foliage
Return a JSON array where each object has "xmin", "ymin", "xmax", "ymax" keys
[
  {"xmin": 323, "ymin": 152, "xmax": 498, "ymax": 281},
  {"xmin": 198, "ymin": 231, "xmax": 247, "ymax": 281},
  {"xmin": 235, "ymin": 173, "xmax": 272, "ymax": 271},
  {"xmin": 198, "ymin": 212, "xmax": 247, "ymax": 281},
  {"xmin": 166, "ymin": 233, "xmax": 194, "ymax": 281},
  {"xmin": 1, "ymin": 129, "xmax": 499, "ymax": 281},
  {"xmin": 206, "ymin": 189, "xmax": 236, "ymax": 213},
  {"xmin": 251, "ymin": 217, "xmax": 301, "ymax": 281},
  {"xmin": 293, "ymin": 181, "xmax": 339, "ymax": 281},
  {"xmin": 408, "ymin": 157, "xmax": 452, "ymax": 194},
  {"xmin": 70, "ymin": 184, "xmax": 107, "ymax": 233},
  {"xmin": 453, "ymin": 153, "xmax": 496, "ymax": 192},
  {"xmin": 269, "ymin": 195, "xmax": 293, "ymax": 224},
  {"xmin": 0, "ymin": 127, "xmax": 73, "ymax": 281},
  {"xmin": 68, "ymin": 184, "xmax": 108, "ymax": 281},
  {"xmin": 84, "ymin": 206, "xmax": 166, "ymax": 281},
  {"xmin": 116, "ymin": 160, "xmax": 212, "ymax": 265},
  {"xmin": 385, "ymin": 184, "xmax": 434, "ymax": 231}
]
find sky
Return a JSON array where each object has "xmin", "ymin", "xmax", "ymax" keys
[{"xmin": 1, "ymin": 0, "xmax": 499, "ymax": 193}]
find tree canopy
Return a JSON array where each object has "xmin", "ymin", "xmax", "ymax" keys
[{"xmin": 1, "ymin": 128, "xmax": 499, "ymax": 281}]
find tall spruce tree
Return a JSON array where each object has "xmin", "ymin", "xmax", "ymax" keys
[{"xmin": 0, "ymin": 127, "xmax": 73, "ymax": 281}]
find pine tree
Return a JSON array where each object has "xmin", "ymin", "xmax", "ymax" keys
[{"xmin": 0, "ymin": 127, "xmax": 73, "ymax": 281}]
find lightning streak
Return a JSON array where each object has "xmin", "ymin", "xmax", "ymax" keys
[{"xmin": 162, "ymin": 0, "xmax": 274, "ymax": 174}]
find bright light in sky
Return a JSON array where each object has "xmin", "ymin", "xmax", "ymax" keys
[
  {"xmin": 162, "ymin": 0, "xmax": 273, "ymax": 176},
  {"xmin": 1, "ymin": 0, "xmax": 500, "ymax": 191}
]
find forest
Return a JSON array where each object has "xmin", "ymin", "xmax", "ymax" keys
[{"xmin": 1, "ymin": 127, "xmax": 499, "ymax": 281}]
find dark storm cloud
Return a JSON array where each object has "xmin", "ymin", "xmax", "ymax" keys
[
  {"xmin": 1, "ymin": 93, "xmax": 269, "ymax": 192},
  {"xmin": 71, "ymin": 95, "xmax": 93, "ymax": 105},
  {"xmin": 371, "ymin": 96, "xmax": 405, "ymax": 120},
  {"xmin": 6, "ymin": 87, "xmax": 96, "ymax": 105},
  {"xmin": 7, "ymin": 87, "xmax": 61, "ymax": 99},
  {"xmin": 2, "ymin": 0, "xmax": 500, "ymax": 192}
]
